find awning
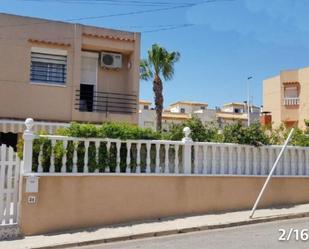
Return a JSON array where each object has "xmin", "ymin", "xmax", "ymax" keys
[{"xmin": 0, "ymin": 119, "xmax": 70, "ymax": 134}]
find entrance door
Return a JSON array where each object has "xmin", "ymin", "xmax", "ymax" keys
[{"xmin": 80, "ymin": 52, "xmax": 98, "ymax": 112}]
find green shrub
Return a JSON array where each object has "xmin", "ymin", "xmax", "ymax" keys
[
  {"xmin": 164, "ymin": 117, "xmax": 220, "ymax": 142},
  {"xmin": 17, "ymin": 119, "xmax": 309, "ymax": 173},
  {"xmin": 56, "ymin": 122, "xmax": 160, "ymax": 140},
  {"xmin": 221, "ymin": 123, "xmax": 270, "ymax": 146},
  {"xmin": 18, "ymin": 122, "xmax": 161, "ymax": 172}
]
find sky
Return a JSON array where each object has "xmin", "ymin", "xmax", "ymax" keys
[{"xmin": 1, "ymin": 0, "xmax": 309, "ymax": 108}]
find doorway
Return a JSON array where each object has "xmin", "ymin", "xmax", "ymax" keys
[{"xmin": 79, "ymin": 84, "xmax": 94, "ymax": 112}]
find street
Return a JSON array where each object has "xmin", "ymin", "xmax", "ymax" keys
[{"xmin": 73, "ymin": 218, "xmax": 309, "ymax": 249}]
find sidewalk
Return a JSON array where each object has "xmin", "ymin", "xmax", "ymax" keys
[{"xmin": 2, "ymin": 203, "xmax": 309, "ymax": 249}]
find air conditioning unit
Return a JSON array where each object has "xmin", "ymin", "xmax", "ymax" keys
[{"xmin": 100, "ymin": 52, "xmax": 122, "ymax": 69}]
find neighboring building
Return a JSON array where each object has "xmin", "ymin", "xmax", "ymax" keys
[
  {"xmin": 139, "ymin": 100, "xmax": 217, "ymax": 131},
  {"xmin": 162, "ymin": 111, "xmax": 191, "ymax": 131},
  {"xmin": 139, "ymin": 100, "xmax": 261, "ymax": 131},
  {"xmin": 167, "ymin": 101, "xmax": 216, "ymax": 130},
  {"xmin": 263, "ymin": 67, "xmax": 309, "ymax": 128},
  {"xmin": 138, "ymin": 100, "xmax": 156, "ymax": 129},
  {"xmin": 168, "ymin": 101, "xmax": 208, "ymax": 114},
  {"xmin": 0, "ymin": 13, "xmax": 140, "ymax": 148},
  {"xmin": 217, "ymin": 102, "xmax": 261, "ymax": 128}
]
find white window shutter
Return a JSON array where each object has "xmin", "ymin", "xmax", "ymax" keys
[{"xmin": 81, "ymin": 52, "xmax": 98, "ymax": 86}]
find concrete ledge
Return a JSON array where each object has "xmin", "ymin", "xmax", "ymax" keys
[{"xmin": 2, "ymin": 203, "xmax": 309, "ymax": 249}]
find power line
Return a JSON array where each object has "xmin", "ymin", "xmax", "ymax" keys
[
  {"xmin": 143, "ymin": 23, "xmax": 194, "ymax": 33},
  {"xmin": 21, "ymin": 0, "xmax": 181, "ymax": 7},
  {"xmin": 22, "ymin": 0, "xmax": 197, "ymax": 7},
  {"xmin": 0, "ymin": 23, "xmax": 195, "ymax": 42},
  {"xmin": 0, "ymin": 0, "xmax": 234, "ymax": 28}
]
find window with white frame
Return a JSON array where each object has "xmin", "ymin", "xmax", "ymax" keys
[{"xmin": 30, "ymin": 48, "xmax": 67, "ymax": 85}]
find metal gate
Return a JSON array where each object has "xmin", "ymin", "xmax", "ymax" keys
[{"xmin": 0, "ymin": 144, "xmax": 20, "ymax": 226}]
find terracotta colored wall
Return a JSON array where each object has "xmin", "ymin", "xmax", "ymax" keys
[
  {"xmin": 20, "ymin": 175, "xmax": 309, "ymax": 235},
  {"xmin": 263, "ymin": 76, "xmax": 281, "ymax": 127},
  {"xmin": 0, "ymin": 13, "xmax": 140, "ymax": 124},
  {"xmin": 298, "ymin": 67, "xmax": 309, "ymax": 129}
]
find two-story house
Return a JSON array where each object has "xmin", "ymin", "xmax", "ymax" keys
[
  {"xmin": 216, "ymin": 102, "xmax": 261, "ymax": 128},
  {"xmin": 0, "ymin": 13, "xmax": 140, "ymax": 148},
  {"xmin": 263, "ymin": 67, "xmax": 309, "ymax": 128}
]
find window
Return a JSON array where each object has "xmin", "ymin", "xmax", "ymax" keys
[
  {"xmin": 284, "ymin": 86, "xmax": 298, "ymax": 98},
  {"xmin": 234, "ymin": 108, "xmax": 241, "ymax": 113},
  {"xmin": 180, "ymin": 108, "xmax": 185, "ymax": 113},
  {"xmin": 144, "ymin": 105, "xmax": 149, "ymax": 110},
  {"xmin": 30, "ymin": 51, "xmax": 67, "ymax": 85},
  {"xmin": 201, "ymin": 106, "xmax": 205, "ymax": 110}
]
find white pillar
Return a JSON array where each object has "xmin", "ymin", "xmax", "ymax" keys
[
  {"xmin": 182, "ymin": 127, "xmax": 192, "ymax": 174},
  {"xmin": 23, "ymin": 118, "xmax": 35, "ymax": 173}
]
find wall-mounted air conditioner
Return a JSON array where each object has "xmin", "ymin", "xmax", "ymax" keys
[{"xmin": 100, "ymin": 52, "xmax": 122, "ymax": 69}]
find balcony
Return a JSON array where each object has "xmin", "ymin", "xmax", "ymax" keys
[
  {"xmin": 75, "ymin": 90, "xmax": 137, "ymax": 114},
  {"xmin": 283, "ymin": 97, "xmax": 300, "ymax": 106}
]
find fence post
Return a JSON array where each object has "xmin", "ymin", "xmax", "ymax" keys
[
  {"xmin": 182, "ymin": 127, "xmax": 192, "ymax": 174},
  {"xmin": 23, "ymin": 118, "xmax": 35, "ymax": 173}
]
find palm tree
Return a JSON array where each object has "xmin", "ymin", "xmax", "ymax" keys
[{"xmin": 140, "ymin": 44, "xmax": 180, "ymax": 131}]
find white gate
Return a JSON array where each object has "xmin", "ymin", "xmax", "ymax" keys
[{"xmin": 0, "ymin": 144, "xmax": 20, "ymax": 226}]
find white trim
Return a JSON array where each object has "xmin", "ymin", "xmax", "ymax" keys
[
  {"xmin": 22, "ymin": 173, "xmax": 309, "ymax": 178},
  {"xmin": 30, "ymin": 82, "xmax": 67, "ymax": 88},
  {"xmin": 31, "ymin": 47, "xmax": 68, "ymax": 56},
  {"xmin": 0, "ymin": 119, "xmax": 69, "ymax": 127},
  {"xmin": 0, "ymin": 119, "xmax": 69, "ymax": 134}
]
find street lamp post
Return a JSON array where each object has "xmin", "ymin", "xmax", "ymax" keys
[{"xmin": 247, "ymin": 76, "xmax": 253, "ymax": 127}]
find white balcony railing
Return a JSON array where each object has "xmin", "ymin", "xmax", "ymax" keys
[{"xmin": 283, "ymin": 97, "xmax": 300, "ymax": 106}]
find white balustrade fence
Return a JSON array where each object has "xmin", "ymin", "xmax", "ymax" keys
[
  {"xmin": 193, "ymin": 143, "xmax": 309, "ymax": 176},
  {"xmin": 22, "ymin": 118, "xmax": 309, "ymax": 176},
  {"xmin": 0, "ymin": 144, "xmax": 20, "ymax": 225}
]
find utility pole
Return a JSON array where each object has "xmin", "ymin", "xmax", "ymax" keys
[{"xmin": 247, "ymin": 76, "xmax": 253, "ymax": 127}]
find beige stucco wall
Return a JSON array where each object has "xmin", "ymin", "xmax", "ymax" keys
[
  {"xmin": 0, "ymin": 13, "xmax": 140, "ymax": 124},
  {"xmin": 20, "ymin": 175, "xmax": 309, "ymax": 236},
  {"xmin": 263, "ymin": 68, "xmax": 309, "ymax": 128},
  {"xmin": 263, "ymin": 76, "xmax": 281, "ymax": 127},
  {"xmin": 298, "ymin": 67, "xmax": 309, "ymax": 128}
]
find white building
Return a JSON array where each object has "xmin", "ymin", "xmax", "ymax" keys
[
  {"xmin": 139, "ymin": 100, "xmax": 156, "ymax": 129},
  {"xmin": 168, "ymin": 101, "xmax": 208, "ymax": 114},
  {"xmin": 139, "ymin": 100, "xmax": 216, "ymax": 131},
  {"xmin": 217, "ymin": 102, "xmax": 261, "ymax": 128},
  {"xmin": 139, "ymin": 100, "xmax": 261, "ymax": 131}
]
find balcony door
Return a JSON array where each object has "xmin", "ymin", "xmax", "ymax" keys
[{"xmin": 80, "ymin": 52, "xmax": 99, "ymax": 112}]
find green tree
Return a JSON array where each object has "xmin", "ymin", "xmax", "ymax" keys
[
  {"xmin": 164, "ymin": 117, "xmax": 220, "ymax": 142},
  {"xmin": 222, "ymin": 123, "xmax": 270, "ymax": 146},
  {"xmin": 140, "ymin": 44, "xmax": 180, "ymax": 131}
]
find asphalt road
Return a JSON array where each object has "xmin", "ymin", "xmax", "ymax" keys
[{"xmin": 73, "ymin": 218, "xmax": 309, "ymax": 249}]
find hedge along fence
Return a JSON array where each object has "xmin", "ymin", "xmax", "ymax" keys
[
  {"xmin": 18, "ymin": 122, "xmax": 183, "ymax": 173},
  {"xmin": 18, "ymin": 121, "xmax": 309, "ymax": 173},
  {"xmin": 29, "ymin": 139, "xmax": 183, "ymax": 173}
]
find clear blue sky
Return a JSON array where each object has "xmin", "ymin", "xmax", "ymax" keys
[{"xmin": 1, "ymin": 0, "xmax": 309, "ymax": 108}]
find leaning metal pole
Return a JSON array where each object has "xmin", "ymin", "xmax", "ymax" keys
[{"xmin": 249, "ymin": 128, "xmax": 295, "ymax": 219}]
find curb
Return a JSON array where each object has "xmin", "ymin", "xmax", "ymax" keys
[{"xmin": 33, "ymin": 211, "xmax": 309, "ymax": 249}]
